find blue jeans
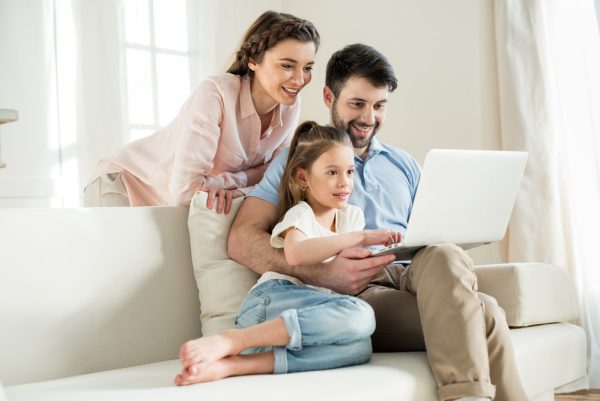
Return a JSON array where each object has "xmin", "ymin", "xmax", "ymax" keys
[{"xmin": 235, "ymin": 279, "xmax": 375, "ymax": 374}]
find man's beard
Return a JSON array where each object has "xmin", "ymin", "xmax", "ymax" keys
[{"xmin": 331, "ymin": 99, "xmax": 380, "ymax": 150}]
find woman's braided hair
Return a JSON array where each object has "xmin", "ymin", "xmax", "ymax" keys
[{"xmin": 227, "ymin": 11, "xmax": 320, "ymax": 76}]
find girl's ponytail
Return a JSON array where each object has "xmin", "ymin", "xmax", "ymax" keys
[{"xmin": 287, "ymin": 120, "xmax": 317, "ymax": 163}]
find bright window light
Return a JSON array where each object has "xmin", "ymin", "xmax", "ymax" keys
[
  {"xmin": 153, "ymin": 0, "xmax": 188, "ymax": 52},
  {"xmin": 125, "ymin": 48, "xmax": 154, "ymax": 125},
  {"xmin": 123, "ymin": 0, "xmax": 150, "ymax": 46},
  {"xmin": 121, "ymin": 0, "xmax": 191, "ymax": 142},
  {"xmin": 156, "ymin": 53, "xmax": 190, "ymax": 126}
]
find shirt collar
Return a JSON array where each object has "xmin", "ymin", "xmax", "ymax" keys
[
  {"xmin": 240, "ymin": 75, "xmax": 255, "ymax": 119},
  {"xmin": 240, "ymin": 75, "xmax": 284, "ymax": 128},
  {"xmin": 270, "ymin": 103, "xmax": 283, "ymax": 128},
  {"xmin": 355, "ymin": 137, "xmax": 388, "ymax": 163}
]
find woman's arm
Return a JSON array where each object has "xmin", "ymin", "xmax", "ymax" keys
[
  {"xmin": 169, "ymin": 79, "xmax": 250, "ymax": 206},
  {"xmin": 282, "ymin": 228, "xmax": 399, "ymax": 266}
]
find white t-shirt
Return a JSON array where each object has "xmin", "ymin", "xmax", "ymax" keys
[{"xmin": 255, "ymin": 201, "xmax": 365, "ymax": 292}]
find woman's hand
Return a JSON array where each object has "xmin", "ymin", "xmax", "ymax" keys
[
  {"xmin": 203, "ymin": 188, "xmax": 244, "ymax": 214},
  {"xmin": 360, "ymin": 229, "xmax": 401, "ymax": 247}
]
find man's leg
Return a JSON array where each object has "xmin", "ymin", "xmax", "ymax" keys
[
  {"xmin": 404, "ymin": 244, "xmax": 527, "ymax": 401},
  {"xmin": 477, "ymin": 292, "xmax": 528, "ymax": 401},
  {"xmin": 358, "ymin": 265, "xmax": 425, "ymax": 352}
]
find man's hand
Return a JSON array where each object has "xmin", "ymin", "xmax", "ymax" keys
[
  {"xmin": 318, "ymin": 247, "xmax": 396, "ymax": 295},
  {"xmin": 203, "ymin": 188, "xmax": 244, "ymax": 214}
]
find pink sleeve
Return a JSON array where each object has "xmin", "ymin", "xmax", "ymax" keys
[{"xmin": 169, "ymin": 80, "xmax": 248, "ymax": 206}]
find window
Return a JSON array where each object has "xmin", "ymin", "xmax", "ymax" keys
[{"xmin": 121, "ymin": 0, "xmax": 191, "ymax": 142}]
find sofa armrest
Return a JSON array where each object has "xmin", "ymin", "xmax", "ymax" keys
[{"xmin": 475, "ymin": 263, "xmax": 580, "ymax": 327}]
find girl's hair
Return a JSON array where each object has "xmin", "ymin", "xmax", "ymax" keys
[
  {"xmin": 227, "ymin": 11, "xmax": 320, "ymax": 76},
  {"xmin": 278, "ymin": 121, "xmax": 352, "ymax": 221}
]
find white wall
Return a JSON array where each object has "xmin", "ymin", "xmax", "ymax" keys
[{"xmin": 285, "ymin": 0, "xmax": 500, "ymax": 161}]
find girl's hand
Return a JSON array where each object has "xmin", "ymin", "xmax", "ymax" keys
[
  {"xmin": 203, "ymin": 188, "xmax": 244, "ymax": 214},
  {"xmin": 360, "ymin": 229, "xmax": 402, "ymax": 247}
]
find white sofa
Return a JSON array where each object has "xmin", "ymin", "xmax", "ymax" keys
[{"xmin": 0, "ymin": 206, "xmax": 588, "ymax": 401}]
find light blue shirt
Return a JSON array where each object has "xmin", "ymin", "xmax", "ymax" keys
[{"xmin": 249, "ymin": 137, "xmax": 421, "ymax": 234}]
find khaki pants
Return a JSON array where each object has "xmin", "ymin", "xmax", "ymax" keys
[
  {"xmin": 359, "ymin": 244, "xmax": 527, "ymax": 401},
  {"xmin": 83, "ymin": 173, "xmax": 130, "ymax": 207}
]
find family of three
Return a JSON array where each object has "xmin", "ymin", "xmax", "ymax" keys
[{"xmin": 86, "ymin": 11, "xmax": 528, "ymax": 401}]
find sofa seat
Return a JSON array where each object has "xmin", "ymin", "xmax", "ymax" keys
[
  {"xmin": 6, "ymin": 323, "xmax": 586, "ymax": 401},
  {"xmin": 0, "ymin": 207, "xmax": 588, "ymax": 400}
]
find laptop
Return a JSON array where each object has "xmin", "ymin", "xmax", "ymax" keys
[{"xmin": 370, "ymin": 149, "xmax": 528, "ymax": 260}]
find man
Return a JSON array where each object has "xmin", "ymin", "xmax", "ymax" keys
[{"xmin": 228, "ymin": 44, "xmax": 527, "ymax": 401}]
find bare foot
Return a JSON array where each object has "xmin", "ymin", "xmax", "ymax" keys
[
  {"xmin": 174, "ymin": 358, "xmax": 232, "ymax": 386},
  {"xmin": 179, "ymin": 330, "xmax": 240, "ymax": 369}
]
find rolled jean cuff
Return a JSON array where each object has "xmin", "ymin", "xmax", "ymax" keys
[
  {"xmin": 280, "ymin": 309, "xmax": 302, "ymax": 351},
  {"xmin": 436, "ymin": 381, "xmax": 496, "ymax": 401},
  {"xmin": 273, "ymin": 346, "xmax": 288, "ymax": 374}
]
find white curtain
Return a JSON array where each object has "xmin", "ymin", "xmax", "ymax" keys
[
  {"xmin": 495, "ymin": 0, "xmax": 600, "ymax": 388},
  {"xmin": 52, "ymin": 0, "xmax": 124, "ymax": 206}
]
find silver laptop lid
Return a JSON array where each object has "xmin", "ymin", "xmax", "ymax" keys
[{"xmin": 403, "ymin": 149, "xmax": 528, "ymax": 247}]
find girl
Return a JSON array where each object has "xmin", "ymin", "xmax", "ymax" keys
[
  {"xmin": 84, "ymin": 11, "xmax": 319, "ymax": 211},
  {"xmin": 175, "ymin": 121, "xmax": 400, "ymax": 385}
]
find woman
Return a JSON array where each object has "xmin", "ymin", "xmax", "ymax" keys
[{"xmin": 84, "ymin": 11, "xmax": 319, "ymax": 212}]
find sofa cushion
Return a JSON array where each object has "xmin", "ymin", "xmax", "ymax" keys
[
  {"xmin": 475, "ymin": 263, "xmax": 580, "ymax": 327},
  {"xmin": 4, "ymin": 323, "xmax": 586, "ymax": 401},
  {"xmin": 188, "ymin": 192, "xmax": 259, "ymax": 337},
  {"xmin": 0, "ymin": 207, "xmax": 201, "ymax": 386},
  {"xmin": 0, "ymin": 380, "xmax": 6, "ymax": 401},
  {"xmin": 3, "ymin": 354, "xmax": 434, "ymax": 401}
]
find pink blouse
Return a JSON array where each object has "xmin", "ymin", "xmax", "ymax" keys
[{"xmin": 92, "ymin": 73, "xmax": 300, "ymax": 206}]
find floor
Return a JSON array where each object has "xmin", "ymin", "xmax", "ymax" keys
[{"xmin": 556, "ymin": 390, "xmax": 600, "ymax": 400}]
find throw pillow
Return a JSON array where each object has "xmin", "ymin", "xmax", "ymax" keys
[{"xmin": 188, "ymin": 191, "xmax": 259, "ymax": 337}]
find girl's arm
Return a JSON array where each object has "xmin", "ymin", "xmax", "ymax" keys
[{"xmin": 282, "ymin": 228, "xmax": 399, "ymax": 266}]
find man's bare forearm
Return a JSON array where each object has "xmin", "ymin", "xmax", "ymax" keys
[
  {"xmin": 228, "ymin": 198, "xmax": 394, "ymax": 295},
  {"xmin": 228, "ymin": 220, "xmax": 287, "ymax": 274},
  {"xmin": 228, "ymin": 198, "xmax": 329, "ymax": 285},
  {"xmin": 228, "ymin": 220, "xmax": 329, "ymax": 284}
]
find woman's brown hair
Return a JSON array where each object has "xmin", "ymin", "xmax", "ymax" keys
[
  {"xmin": 278, "ymin": 121, "xmax": 352, "ymax": 222},
  {"xmin": 227, "ymin": 11, "xmax": 320, "ymax": 76}
]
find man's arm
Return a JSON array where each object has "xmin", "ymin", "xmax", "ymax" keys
[
  {"xmin": 228, "ymin": 197, "xmax": 286, "ymax": 274},
  {"xmin": 228, "ymin": 197, "xmax": 396, "ymax": 295}
]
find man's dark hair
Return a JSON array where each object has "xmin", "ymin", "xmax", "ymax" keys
[{"xmin": 325, "ymin": 43, "xmax": 398, "ymax": 97}]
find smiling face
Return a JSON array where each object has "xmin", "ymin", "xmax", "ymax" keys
[
  {"xmin": 296, "ymin": 144, "xmax": 355, "ymax": 214},
  {"xmin": 248, "ymin": 39, "xmax": 316, "ymax": 114},
  {"xmin": 324, "ymin": 76, "xmax": 390, "ymax": 159}
]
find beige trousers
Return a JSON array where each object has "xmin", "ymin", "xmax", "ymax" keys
[
  {"xmin": 83, "ymin": 173, "xmax": 131, "ymax": 207},
  {"xmin": 359, "ymin": 244, "xmax": 528, "ymax": 401}
]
